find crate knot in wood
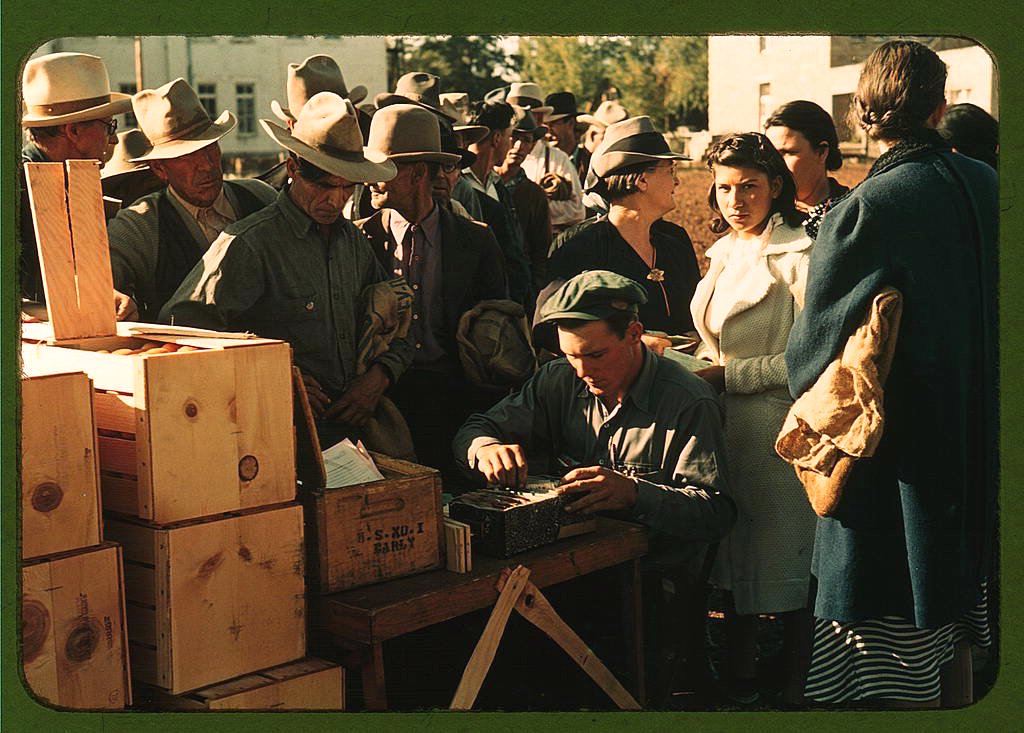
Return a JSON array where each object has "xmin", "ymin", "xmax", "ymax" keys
[
  {"xmin": 238, "ymin": 455, "xmax": 259, "ymax": 481},
  {"xmin": 21, "ymin": 599, "xmax": 50, "ymax": 663},
  {"xmin": 31, "ymin": 481, "xmax": 64, "ymax": 512},
  {"xmin": 65, "ymin": 618, "xmax": 101, "ymax": 662},
  {"xmin": 183, "ymin": 400, "xmax": 199, "ymax": 419}
]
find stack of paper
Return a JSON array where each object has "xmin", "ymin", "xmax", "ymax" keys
[
  {"xmin": 322, "ymin": 439, "xmax": 384, "ymax": 489},
  {"xmin": 443, "ymin": 517, "xmax": 472, "ymax": 573}
]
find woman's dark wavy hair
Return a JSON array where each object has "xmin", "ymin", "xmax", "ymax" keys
[
  {"xmin": 764, "ymin": 100, "xmax": 843, "ymax": 171},
  {"xmin": 705, "ymin": 132, "xmax": 802, "ymax": 234},
  {"xmin": 851, "ymin": 40, "xmax": 947, "ymax": 142}
]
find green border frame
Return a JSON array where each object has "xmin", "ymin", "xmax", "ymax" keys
[{"xmin": 4, "ymin": 1, "xmax": 1022, "ymax": 730}]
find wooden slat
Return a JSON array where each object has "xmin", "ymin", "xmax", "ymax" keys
[
  {"xmin": 128, "ymin": 642, "xmax": 158, "ymax": 686},
  {"xmin": 103, "ymin": 517, "xmax": 157, "ymax": 565},
  {"xmin": 21, "ymin": 544, "xmax": 130, "ymax": 709},
  {"xmin": 24, "ymin": 163, "xmax": 78, "ymax": 336},
  {"xmin": 159, "ymin": 504, "xmax": 306, "ymax": 693},
  {"xmin": 20, "ymin": 373, "xmax": 102, "ymax": 560},
  {"xmin": 100, "ymin": 473, "xmax": 141, "ymax": 516},
  {"xmin": 97, "ymin": 435, "xmax": 137, "ymax": 475},
  {"xmin": 122, "ymin": 562, "xmax": 156, "ymax": 605},
  {"xmin": 125, "ymin": 603, "xmax": 158, "ymax": 644},
  {"xmin": 64, "ymin": 159, "xmax": 116, "ymax": 339},
  {"xmin": 21, "ymin": 341, "xmax": 136, "ymax": 394},
  {"xmin": 92, "ymin": 391, "xmax": 137, "ymax": 436}
]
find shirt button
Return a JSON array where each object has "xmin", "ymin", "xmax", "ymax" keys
[
  {"xmin": 598, "ymin": 459, "xmax": 606, "ymax": 466},
  {"xmin": 305, "ymin": 301, "xmax": 314, "ymax": 311},
  {"xmin": 412, "ymin": 314, "xmax": 419, "ymax": 320},
  {"xmin": 412, "ymin": 284, "xmax": 419, "ymax": 291},
  {"xmin": 415, "ymin": 343, "xmax": 422, "ymax": 350}
]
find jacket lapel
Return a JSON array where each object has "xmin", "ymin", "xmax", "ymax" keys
[{"xmin": 439, "ymin": 207, "xmax": 478, "ymax": 330}]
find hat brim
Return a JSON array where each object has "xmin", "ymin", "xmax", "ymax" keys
[
  {"xmin": 21, "ymin": 94, "xmax": 133, "ymax": 127},
  {"xmin": 130, "ymin": 110, "xmax": 237, "ymax": 162},
  {"xmin": 576, "ymin": 114, "xmax": 607, "ymax": 128},
  {"xmin": 374, "ymin": 93, "xmax": 458, "ymax": 123},
  {"xmin": 593, "ymin": 150, "xmax": 691, "ymax": 178},
  {"xmin": 545, "ymin": 111, "xmax": 580, "ymax": 123},
  {"xmin": 453, "ymin": 124, "xmax": 489, "ymax": 146},
  {"xmin": 101, "ymin": 162, "xmax": 152, "ymax": 181},
  {"xmin": 272, "ymin": 84, "xmax": 369, "ymax": 123},
  {"xmin": 385, "ymin": 150, "xmax": 463, "ymax": 166},
  {"xmin": 259, "ymin": 118, "xmax": 398, "ymax": 183},
  {"xmin": 536, "ymin": 304, "xmax": 636, "ymax": 325}
]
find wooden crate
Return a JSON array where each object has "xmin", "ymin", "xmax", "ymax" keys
[
  {"xmin": 21, "ymin": 334, "xmax": 296, "ymax": 524},
  {"xmin": 21, "ymin": 542, "xmax": 131, "ymax": 709},
  {"xmin": 104, "ymin": 502, "xmax": 307, "ymax": 694},
  {"xmin": 20, "ymin": 372, "xmax": 103, "ymax": 560},
  {"xmin": 136, "ymin": 657, "xmax": 343, "ymax": 710},
  {"xmin": 303, "ymin": 455, "xmax": 445, "ymax": 593}
]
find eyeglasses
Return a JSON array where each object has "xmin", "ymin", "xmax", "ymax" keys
[
  {"xmin": 440, "ymin": 162, "xmax": 461, "ymax": 174},
  {"xmin": 93, "ymin": 118, "xmax": 118, "ymax": 136}
]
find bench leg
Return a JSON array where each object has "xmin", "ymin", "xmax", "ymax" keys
[
  {"xmin": 620, "ymin": 559, "xmax": 645, "ymax": 706},
  {"xmin": 361, "ymin": 641, "xmax": 388, "ymax": 711}
]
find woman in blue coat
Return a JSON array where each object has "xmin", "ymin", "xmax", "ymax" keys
[{"xmin": 785, "ymin": 40, "xmax": 998, "ymax": 707}]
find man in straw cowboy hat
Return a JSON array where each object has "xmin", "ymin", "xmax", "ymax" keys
[
  {"xmin": 504, "ymin": 82, "xmax": 586, "ymax": 233},
  {"xmin": 356, "ymin": 103, "xmax": 509, "ymax": 485},
  {"xmin": 106, "ymin": 78, "xmax": 276, "ymax": 321},
  {"xmin": 163, "ymin": 92, "xmax": 414, "ymax": 447},
  {"xmin": 495, "ymin": 107, "xmax": 553, "ymax": 296},
  {"xmin": 20, "ymin": 51, "xmax": 136, "ymax": 318},
  {"xmin": 258, "ymin": 53, "xmax": 369, "ymax": 189}
]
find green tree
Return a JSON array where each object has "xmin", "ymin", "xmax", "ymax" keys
[
  {"xmin": 517, "ymin": 37, "xmax": 618, "ymax": 111},
  {"xmin": 390, "ymin": 36, "xmax": 516, "ymax": 101}
]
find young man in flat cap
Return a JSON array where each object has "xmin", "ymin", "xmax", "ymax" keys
[
  {"xmin": 162, "ymin": 93, "xmax": 412, "ymax": 448},
  {"xmin": 106, "ymin": 78, "xmax": 277, "ymax": 321},
  {"xmin": 357, "ymin": 103, "xmax": 509, "ymax": 484},
  {"xmin": 454, "ymin": 271, "xmax": 735, "ymax": 703},
  {"xmin": 20, "ymin": 51, "xmax": 136, "ymax": 318}
]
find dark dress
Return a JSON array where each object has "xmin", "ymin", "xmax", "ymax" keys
[{"xmin": 547, "ymin": 216, "xmax": 700, "ymax": 335}]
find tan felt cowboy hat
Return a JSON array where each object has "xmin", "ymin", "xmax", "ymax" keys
[
  {"xmin": 101, "ymin": 129, "xmax": 153, "ymax": 180},
  {"xmin": 587, "ymin": 115, "xmax": 690, "ymax": 185},
  {"xmin": 438, "ymin": 91, "xmax": 489, "ymax": 146},
  {"xmin": 260, "ymin": 92, "xmax": 396, "ymax": 183},
  {"xmin": 505, "ymin": 82, "xmax": 553, "ymax": 116},
  {"xmin": 271, "ymin": 54, "xmax": 367, "ymax": 122},
  {"xmin": 366, "ymin": 103, "xmax": 462, "ymax": 166},
  {"xmin": 375, "ymin": 72, "xmax": 458, "ymax": 122},
  {"xmin": 577, "ymin": 99, "xmax": 630, "ymax": 129},
  {"xmin": 21, "ymin": 52, "xmax": 131, "ymax": 127},
  {"xmin": 130, "ymin": 78, "xmax": 236, "ymax": 162}
]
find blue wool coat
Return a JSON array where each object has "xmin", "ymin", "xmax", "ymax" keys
[{"xmin": 785, "ymin": 148, "xmax": 998, "ymax": 628}]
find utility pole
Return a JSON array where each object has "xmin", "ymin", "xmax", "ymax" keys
[{"xmin": 133, "ymin": 36, "xmax": 144, "ymax": 91}]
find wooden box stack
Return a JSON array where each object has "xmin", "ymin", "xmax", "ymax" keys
[
  {"xmin": 21, "ymin": 160, "xmax": 326, "ymax": 709},
  {"xmin": 20, "ymin": 370, "xmax": 131, "ymax": 709}
]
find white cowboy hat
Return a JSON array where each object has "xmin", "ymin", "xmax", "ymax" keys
[
  {"xmin": 506, "ymin": 82, "xmax": 553, "ymax": 116},
  {"xmin": 260, "ymin": 92, "xmax": 396, "ymax": 182},
  {"xmin": 271, "ymin": 54, "xmax": 367, "ymax": 122},
  {"xmin": 130, "ymin": 78, "xmax": 236, "ymax": 162},
  {"xmin": 577, "ymin": 99, "xmax": 630, "ymax": 129},
  {"xmin": 21, "ymin": 52, "xmax": 131, "ymax": 127}
]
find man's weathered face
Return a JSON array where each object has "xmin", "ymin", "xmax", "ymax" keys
[
  {"xmin": 557, "ymin": 317, "xmax": 643, "ymax": 402},
  {"xmin": 546, "ymin": 116, "xmax": 578, "ymax": 153},
  {"xmin": 432, "ymin": 160, "xmax": 460, "ymax": 204},
  {"xmin": 286, "ymin": 156, "xmax": 355, "ymax": 225},
  {"xmin": 505, "ymin": 130, "xmax": 537, "ymax": 169},
  {"xmin": 370, "ymin": 161, "xmax": 420, "ymax": 213},
  {"xmin": 69, "ymin": 117, "xmax": 117, "ymax": 162},
  {"xmin": 491, "ymin": 125, "xmax": 514, "ymax": 165},
  {"xmin": 150, "ymin": 142, "xmax": 224, "ymax": 208}
]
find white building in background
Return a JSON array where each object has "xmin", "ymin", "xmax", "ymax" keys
[
  {"xmin": 708, "ymin": 35, "xmax": 997, "ymax": 151},
  {"xmin": 31, "ymin": 36, "xmax": 388, "ymax": 167}
]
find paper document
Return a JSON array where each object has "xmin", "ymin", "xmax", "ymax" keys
[{"xmin": 323, "ymin": 438, "xmax": 385, "ymax": 488}]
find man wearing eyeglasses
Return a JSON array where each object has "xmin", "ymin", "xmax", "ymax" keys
[
  {"xmin": 356, "ymin": 103, "xmax": 509, "ymax": 484},
  {"xmin": 106, "ymin": 79, "xmax": 277, "ymax": 322},
  {"xmin": 20, "ymin": 52, "xmax": 137, "ymax": 319}
]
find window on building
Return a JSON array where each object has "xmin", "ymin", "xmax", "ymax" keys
[
  {"xmin": 832, "ymin": 93, "xmax": 857, "ymax": 142},
  {"xmin": 235, "ymin": 83, "xmax": 255, "ymax": 135},
  {"xmin": 198, "ymin": 84, "xmax": 218, "ymax": 119},
  {"xmin": 119, "ymin": 83, "xmax": 137, "ymax": 128},
  {"xmin": 758, "ymin": 83, "xmax": 773, "ymax": 129},
  {"xmin": 759, "ymin": 36, "xmax": 768, "ymax": 53}
]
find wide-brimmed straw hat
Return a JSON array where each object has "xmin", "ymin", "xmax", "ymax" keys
[
  {"xmin": 366, "ymin": 103, "xmax": 462, "ymax": 166},
  {"xmin": 505, "ymin": 82, "xmax": 553, "ymax": 116},
  {"xmin": 271, "ymin": 54, "xmax": 367, "ymax": 123},
  {"xmin": 21, "ymin": 52, "xmax": 131, "ymax": 127},
  {"xmin": 587, "ymin": 116, "xmax": 690, "ymax": 185},
  {"xmin": 375, "ymin": 72, "xmax": 457, "ymax": 123},
  {"xmin": 544, "ymin": 92, "xmax": 581, "ymax": 123},
  {"xmin": 438, "ymin": 91, "xmax": 489, "ymax": 146},
  {"xmin": 577, "ymin": 99, "xmax": 630, "ymax": 129},
  {"xmin": 130, "ymin": 78, "xmax": 236, "ymax": 162},
  {"xmin": 260, "ymin": 92, "xmax": 396, "ymax": 182}
]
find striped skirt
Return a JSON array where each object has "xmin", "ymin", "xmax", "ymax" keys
[{"xmin": 804, "ymin": 583, "xmax": 991, "ymax": 703}]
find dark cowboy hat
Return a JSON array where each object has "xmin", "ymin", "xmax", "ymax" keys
[
  {"xmin": 512, "ymin": 106, "xmax": 548, "ymax": 140},
  {"xmin": 585, "ymin": 115, "xmax": 690, "ymax": 190},
  {"xmin": 374, "ymin": 72, "xmax": 458, "ymax": 123},
  {"xmin": 439, "ymin": 119, "xmax": 476, "ymax": 169},
  {"xmin": 544, "ymin": 91, "xmax": 581, "ymax": 123}
]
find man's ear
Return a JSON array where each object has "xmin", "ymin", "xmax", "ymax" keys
[
  {"xmin": 626, "ymin": 319, "xmax": 644, "ymax": 344},
  {"xmin": 149, "ymin": 159, "xmax": 170, "ymax": 183}
]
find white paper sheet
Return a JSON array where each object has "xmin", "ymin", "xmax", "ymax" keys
[{"xmin": 322, "ymin": 438, "xmax": 384, "ymax": 488}]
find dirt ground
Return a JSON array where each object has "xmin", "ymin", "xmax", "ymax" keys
[{"xmin": 666, "ymin": 160, "xmax": 874, "ymax": 274}]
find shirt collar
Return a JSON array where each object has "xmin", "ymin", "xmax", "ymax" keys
[
  {"xmin": 388, "ymin": 202, "xmax": 440, "ymax": 248},
  {"xmin": 168, "ymin": 183, "xmax": 232, "ymax": 222},
  {"xmin": 278, "ymin": 185, "xmax": 320, "ymax": 238},
  {"xmin": 573, "ymin": 346, "xmax": 657, "ymax": 414}
]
